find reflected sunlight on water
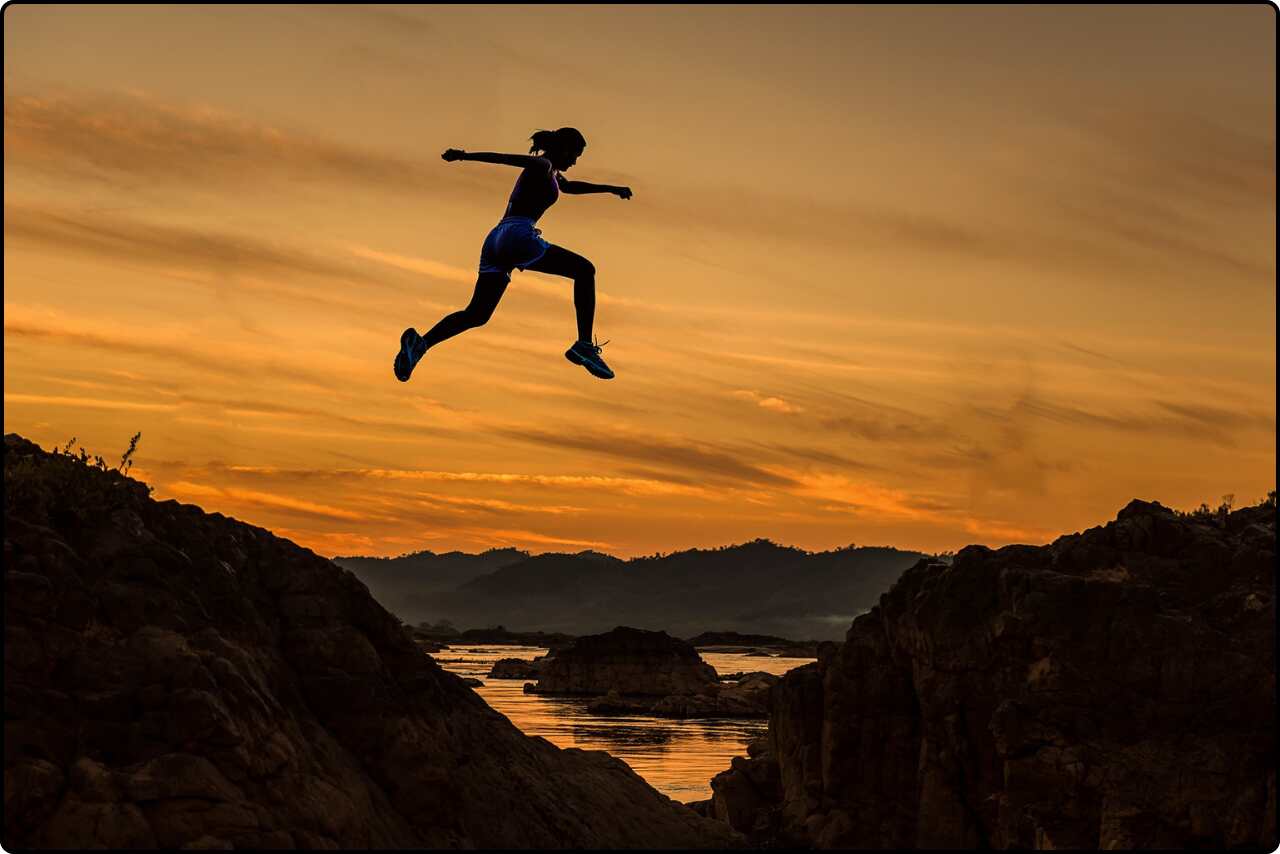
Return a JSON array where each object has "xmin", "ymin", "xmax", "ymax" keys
[{"xmin": 434, "ymin": 645, "xmax": 812, "ymax": 802}]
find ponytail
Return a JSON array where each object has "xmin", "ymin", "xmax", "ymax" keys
[
  {"xmin": 528, "ymin": 129, "xmax": 558, "ymax": 155},
  {"xmin": 529, "ymin": 126, "xmax": 588, "ymax": 155}
]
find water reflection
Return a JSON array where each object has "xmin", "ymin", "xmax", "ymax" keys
[
  {"xmin": 433, "ymin": 644, "xmax": 810, "ymax": 801},
  {"xmin": 571, "ymin": 723, "xmax": 677, "ymax": 748}
]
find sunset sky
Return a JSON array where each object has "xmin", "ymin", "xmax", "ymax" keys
[{"xmin": 4, "ymin": 5, "xmax": 1275, "ymax": 558}]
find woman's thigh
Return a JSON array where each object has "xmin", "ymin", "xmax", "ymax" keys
[
  {"xmin": 466, "ymin": 272, "xmax": 510, "ymax": 313},
  {"xmin": 523, "ymin": 244, "xmax": 593, "ymax": 279}
]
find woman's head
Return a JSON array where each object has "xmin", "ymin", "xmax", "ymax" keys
[{"xmin": 529, "ymin": 127, "xmax": 586, "ymax": 170}]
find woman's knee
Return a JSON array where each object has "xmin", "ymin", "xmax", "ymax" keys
[
  {"xmin": 460, "ymin": 303, "xmax": 495, "ymax": 327},
  {"xmin": 577, "ymin": 258, "xmax": 596, "ymax": 280}
]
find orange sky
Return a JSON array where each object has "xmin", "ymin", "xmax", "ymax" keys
[{"xmin": 4, "ymin": 5, "xmax": 1275, "ymax": 558}]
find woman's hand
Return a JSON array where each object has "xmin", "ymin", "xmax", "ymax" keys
[
  {"xmin": 442, "ymin": 148, "xmax": 466, "ymax": 162},
  {"xmin": 615, "ymin": 186, "xmax": 633, "ymax": 200}
]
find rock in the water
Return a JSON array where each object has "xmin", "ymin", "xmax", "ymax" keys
[
  {"xmin": 487, "ymin": 657, "xmax": 542, "ymax": 679},
  {"xmin": 2, "ymin": 434, "xmax": 741, "ymax": 849},
  {"xmin": 687, "ymin": 631, "xmax": 819, "ymax": 658},
  {"xmin": 586, "ymin": 689, "xmax": 650, "ymax": 715},
  {"xmin": 584, "ymin": 673, "xmax": 778, "ymax": 719},
  {"xmin": 531, "ymin": 626, "xmax": 718, "ymax": 697},
  {"xmin": 706, "ymin": 498, "xmax": 1277, "ymax": 849}
]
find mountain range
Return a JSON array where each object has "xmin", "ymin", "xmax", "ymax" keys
[{"xmin": 333, "ymin": 540, "xmax": 927, "ymax": 641}]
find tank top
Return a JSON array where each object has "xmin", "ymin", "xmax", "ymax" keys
[{"xmin": 503, "ymin": 161, "xmax": 560, "ymax": 221}]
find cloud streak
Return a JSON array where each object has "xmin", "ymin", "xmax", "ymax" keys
[
  {"xmin": 494, "ymin": 425, "xmax": 801, "ymax": 489},
  {"xmin": 4, "ymin": 90, "xmax": 498, "ymax": 200}
]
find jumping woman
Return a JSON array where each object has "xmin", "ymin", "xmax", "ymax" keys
[{"xmin": 394, "ymin": 127, "xmax": 632, "ymax": 383}]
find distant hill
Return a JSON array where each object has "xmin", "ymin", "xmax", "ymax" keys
[
  {"xmin": 338, "ymin": 539, "xmax": 927, "ymax": 641},
  {"xmin": 332, "ymin": 548, "xmax": 527, "ymax": 618}
]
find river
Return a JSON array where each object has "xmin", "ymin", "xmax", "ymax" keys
[{"xmin": 433, "ymin": 644, "xmax": 812, "ymax": 802}]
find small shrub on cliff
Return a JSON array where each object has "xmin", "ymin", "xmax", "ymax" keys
[
  {"xmin": 1175, "ymin": 491, "xmax": 1276, "ymax": 526},
  {"xmin": 1176, "ymin": 493, "xmax": 1235, "ymax": 526},
  {"xmin": 4, "ymin": 432, "xmax": 151, "ymax": 535}
]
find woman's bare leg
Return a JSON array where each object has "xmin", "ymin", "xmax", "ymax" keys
[
  {"xmin": 523, "ymin": 245, "xmax": 613, "ymax": 378},
  {"xmin": 420, "ymin": 272, "xmax": 510, "ymax": 351},
  {"xmin": 523, "ymin": 244, "xmax": 595, "ymax": 343}
]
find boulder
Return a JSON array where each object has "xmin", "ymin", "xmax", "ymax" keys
[
  {"xmin": 586, "ymin": 689, "xmax": 651, "ymax": 716},
  {"xmin": 584, "ymin": 673, "xmax": 778, "ymax": 720},
  {"xmin": 531, "ymin": 626, "xmax": 718, "ymax": 697},
  {"xmin": 487, "ymin": 657, "xmax": 541, "ymax": 679}
]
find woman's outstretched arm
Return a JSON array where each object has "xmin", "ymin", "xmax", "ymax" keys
[
  {"xmin": 442, "ymin": 149, "xmax": 546, "ymax": 169},
  {"xmin": 559, "ymin": 178, "xmax": 633, "ymax": 199}
]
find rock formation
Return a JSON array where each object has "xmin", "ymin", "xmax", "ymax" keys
[
  {"xmin": 3, "ymin": 435, "xmax": 739, "ymax": 849},
  {"xmin": 487, "ymin": 657, "xmax": 543, "ymax": 679},
  {"xmin": 687, "ymin": 631, "xmax": 819, "ymax": 658},
  {"xmin": 707, "ymin": 498, "xmax": 1276, "ymax": 848},
  {"xmin": 584, "ymin": 671, "xmax": 779, "ymax": 720},
  {"xmin": 531, "ymin": 626, "xmax": 719, "ymax": 697}
]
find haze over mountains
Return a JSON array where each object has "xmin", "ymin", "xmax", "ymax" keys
[{"xmin": 333, "ymin": 541, "xmax": 928, "ymax": 641}]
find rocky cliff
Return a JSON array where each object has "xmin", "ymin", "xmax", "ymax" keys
[
  {"xmin": 3, "ymin": 435, "xmax": 739, "ymax": 849},
  {"xmin": 709, "ymin": 498, "xmax": 1276, "ymax": 849}
]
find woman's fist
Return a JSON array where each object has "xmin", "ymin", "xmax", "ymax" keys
[
  {"xmin": 616, "ymin": 186, "xmax": 633, "ymax": 200},
  {"xmin": 442, "ymin": 149, "xmax": 465, "ymax": 162}
]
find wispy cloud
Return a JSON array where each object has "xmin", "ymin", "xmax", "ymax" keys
[
  {"xmin": 5, "ymin": 311, "xmax": 354, "ymax": 392},
  {"xmin": 731, "ymin": 389, "xmax": 804, "ymax": 414},
  {"xmin": 168, "ymin": 480, "xmax": 375, "ymax": 522},
  {"xmin": 494, "ymin": 425, "xmax": 801, "ymax": 488},
  {"xmin": 748, "ymin": 442, "xmax": 882, "ymax": 472},
  {"xmin": 346, "ymin": 244, "xmax": 477, "ymax": 284},
  {"xmin": 1002, "ymin": 396, "xmax": 1246, "ymax": 447},
  {"xmin": 4, "ymin": 89, "xmax": 497, "ymax": 200},
  {"xmin": 406, "ymin": 492, "xmax": 590, "ymax": 517},
  {"xmin": 3, "ymin": 393, "xmax": 178, "ymax": 412},
  {"xmin": 1016, "ymin": 106, "xmax": 1275, "ymax": 283},
  {"xmin": 5, "ymin": 204, "xmax": 406, "ymax": 295}
]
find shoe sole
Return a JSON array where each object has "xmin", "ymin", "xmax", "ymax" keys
[
  {"xmin": 395, "ymin": 328, "xmax": 420, "ymax": 382},
  {"xmin": 565, "ymin": 348, "xmax": 614, "ymax": 380}
]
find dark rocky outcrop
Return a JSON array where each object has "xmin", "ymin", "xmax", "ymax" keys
[
  {"xmin": 531, "ymin": 627, "xmax": 719, "ymax": 697},
  {"xmin": 487, "ymin": 657, "xmax": 544, "ymax": 680},
  {"xmin": 653, "ymin": 672, "xmax": 778, "ymax": 719},
  {"xmin": 531, "ymin": 628, "xmax": 781, "ymax": 720},
  {"xmin": 687, "ymin": 631, "xmax": 819, "ymax": 658},
  {"xmin": 3, "ymin": 435, "xmax": 740, "ymax": 849},
  {"xmin": 707, "ymin": 498, "xmax": 1276, "ymax": 849},
  {"xmin": 403, "ymin": 626, "xmax": 448, "ymax": 652},
  {"xmin": 586, "ymin": 672, "xmax": 779, "ymax": 720},
  {"xmin": 447, "ymin": 627, "xmax": 576, "ymax": 649}
]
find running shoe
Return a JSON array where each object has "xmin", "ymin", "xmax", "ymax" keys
[
  {"xmin": 565, "ymin": 338, "xmax": 614, "ymax": 380},
  {"xmin": 394, "ymin": 327, "xmax": 426, "ymax": 382}
]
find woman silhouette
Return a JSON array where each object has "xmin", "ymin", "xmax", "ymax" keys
[{"xmin": 394, "ymin": 127, "xmax": 632, "ymax": 383}]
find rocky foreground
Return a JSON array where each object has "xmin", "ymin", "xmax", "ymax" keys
[
  {"xmin": 3, "ymin": 435, "xmax": 739, "ymax": 849},
  {"xmin": 706, "ymin": 498, "xmax": 1276, "ymax": 848}
]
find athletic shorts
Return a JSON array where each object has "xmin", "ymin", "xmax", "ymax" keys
[{"xmin": 478, "ymin": 216, "xmax": 551, "ymax": 276}]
